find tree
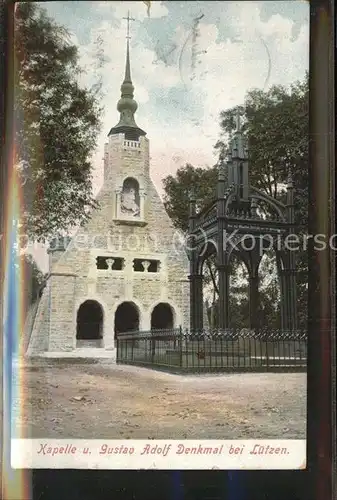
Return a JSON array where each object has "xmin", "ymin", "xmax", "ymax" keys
[
  {"xmin": 14, "ymin": 3, "xmax": 103, "ymax": 241},
  {"xmin": 20, "ymin": 253, "xmax": 45, "ymax": 307},
  {"xmin": 163, "ymin": 164, "xmax": 218, "ymax": 233},
  {"xmin": 163, "ymin": 75, "xmax": 309, "ymax": 329},
  {"xmin": 205, "ymin": 252, "xmax": 282, "ymax": 330}
]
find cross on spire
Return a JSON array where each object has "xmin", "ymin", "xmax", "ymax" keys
[{"xmin": 123, "ymin": 11, "xmax": 136, "ymax": 40}]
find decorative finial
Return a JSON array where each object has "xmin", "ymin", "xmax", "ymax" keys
[
  {"xmin": 244, "ymin": 139, "xmax": 249, "ymax": 159},
  {"xmin": 226, "ymin": 144, "xmax": 232, "ymax": 162},
  {"xmin": 189, "ymin": 175, "xmax": 197, "ymax": 201},
  {"xmin": 235, "ymin": 109, "xmax": 241, "ymax": 132},
  {"xmin": 230, "ymin": 109, "xmax": 247, "ymax": 160},
  {"xmin": 287, "ymin": 169, "xmax": 293, "ymax": 189},
  {"xmin": 218, "ymin": 161, "xmax": 226, "ymax": 181},
  {"xmin": 189, "ymin": 187, "xmax": 196, "ymax": 202},
  {"xmin": 251, "ymin": 198, "xmax": 258, "ymax": 217}
]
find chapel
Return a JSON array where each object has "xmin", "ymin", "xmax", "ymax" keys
[{"xmin": 27, "ymin": 36, "xmax": 190, "ymax": 354}]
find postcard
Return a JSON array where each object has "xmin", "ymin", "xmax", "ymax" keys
[{"xmin": 5, "ymin": 0, "xmax": 309, "ymax": 470}]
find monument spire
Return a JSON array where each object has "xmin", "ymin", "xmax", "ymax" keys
[
  {"xmin": 108, "ymin": 11, "xmax": 146, "ymax": 139},
  {"xmin": 231, "ymin": 109, "xmax": 247, "ymax": 159}
]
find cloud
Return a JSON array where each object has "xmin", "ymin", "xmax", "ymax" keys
[{"xmin": 47, "ymin": 1, "xmax": 309, "ymax": 196}]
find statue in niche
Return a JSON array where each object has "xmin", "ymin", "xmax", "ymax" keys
[{"xmin": 120, "ymin": 177, "xmax": 140, "ymax": 217}]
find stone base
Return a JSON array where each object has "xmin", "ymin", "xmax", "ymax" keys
[{"xmin": 37, "ymin": 348, "xmax": 116, "ymax": 359}]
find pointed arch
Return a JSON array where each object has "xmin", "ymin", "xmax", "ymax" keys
[{"xmin": 197, "ymin": 239, "xmax": 218, "ymax": 274}]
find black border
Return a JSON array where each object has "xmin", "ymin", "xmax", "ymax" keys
[
  {"xmin": 1, "ymin": 1, "xmax": 335, "ymax": 499},
  {"xmin": 307, "ymin": 1, "xmax": 335, "ymax": 499}
]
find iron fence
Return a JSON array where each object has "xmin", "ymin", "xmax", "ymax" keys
[{"xmin": 116, "ymin": 327, "xmax": 307, "ymax": 373}]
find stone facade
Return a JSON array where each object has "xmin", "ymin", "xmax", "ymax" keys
[{"xmin": 28, "ymin": 50, "xmax": 190, "ymax": 353}]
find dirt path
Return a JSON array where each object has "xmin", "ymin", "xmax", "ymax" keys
[{"xmin": 14, "ymin": 360, "xmax": 306, "ymax": 439}]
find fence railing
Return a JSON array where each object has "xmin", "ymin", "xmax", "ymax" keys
[{"xmin": 116, "ymin": 328, "xmax": 307, "ymax": 373}]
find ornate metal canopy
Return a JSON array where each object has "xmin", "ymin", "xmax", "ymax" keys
[{"xmin": 188, "ymin": 116, "xmax": 297, "ymax": 332}]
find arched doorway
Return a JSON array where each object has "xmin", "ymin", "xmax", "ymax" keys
[
  {"xmin": 151, "ymin": 303, "xmax": 174, "ymax": 330},
  {"xmin": 114, "ymin": 302, "xmax": 139, "ymax": 339},
  {"xmin": 76, "ymin": 300, "xmax": 103, "ymax": 347}
]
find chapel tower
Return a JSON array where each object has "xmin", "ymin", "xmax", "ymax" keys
[{"xmin": 103, "ymin": 28, "xmax": 149, "ymax": 222}]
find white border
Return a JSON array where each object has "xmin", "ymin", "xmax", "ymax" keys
[{"xmin": 11, "ymin": 439, "xmax": 306, "ymax": 469}]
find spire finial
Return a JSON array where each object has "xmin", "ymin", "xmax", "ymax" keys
[
  {"xmin": 218, "ymin": 160, "xmax": 226, "ymax": 181},
  {"xmin": 235, "ymin": 109, "xmax": 241, "ymax": 132},
  {"xmin": 189, "ymin": 185, "xmax": 196, "ymax": 202},
  {"xmin": 123, "ymin": 11, "xmax": 135, "ymax": 41},
  {"xmin": 287, "ymin": 168, "xmax": 293, "ymax": 189},
  {"xmin": 122, "ymin": 11, "xmax": 135, "ymax": 83},
  {"xmin": 230, "ymin": 109, "xmax": 246, "ymax": 159}
]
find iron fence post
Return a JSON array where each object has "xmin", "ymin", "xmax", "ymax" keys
[
  {"xmin": 179, "ymin": 326, "xmax": 183, "ymax": 368},
  {"xmin": 151, "ymin": 331, "xmax": 155, "ymax": 363}
]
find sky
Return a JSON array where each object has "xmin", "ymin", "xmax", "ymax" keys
[{"xmin": 31, "ymin": 0, "xmax": 309, "ymax": 271}]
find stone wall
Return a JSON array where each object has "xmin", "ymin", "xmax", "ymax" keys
[{"xmin": 27, "ymin": 280, "xmax": 51, "ymax": 354}]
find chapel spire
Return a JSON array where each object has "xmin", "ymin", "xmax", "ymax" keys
[{"xmin": 108, "ymin": 12, "xmax": 146, "ymax": 140}]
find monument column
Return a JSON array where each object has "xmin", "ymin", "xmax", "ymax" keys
[
  {"xmin": 216, "ymin": 161, "xmax": 230, "ymax": 330},
  {"xmin": 217, "ymin": 264, "xmax": 230, "ymax": 329},
  {"xmin": 188, "ymin": 185, "xmax": 204, "ymax": 332},
  {"xmin": 249, "ymin": 274, "xmax": 260, "ymax": 330},
  {"xmin": 188, "ymin": 264, "xmax": 204, "ymax": 332},
  {"xmin": 279, "ymin": 269, "xmax": 290, "ymax": 329},
  {"xmin": 286, "ymin": 172, "xmax": 298, "ymax": 330}
]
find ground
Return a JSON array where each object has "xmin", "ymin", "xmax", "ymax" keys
[{"xmin": 14, "ymin": 359, "xmax": 306, "ymax": 439}]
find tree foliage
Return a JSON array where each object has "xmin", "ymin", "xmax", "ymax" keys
[
  {"xmin": 204, "ymin": 252, "xmax": 281, "ymax": 330},
  {"xmin": 21, "ymin": 253, "xmax": 45, "ymax": 306},
  {"xmin": 14, "ymin": 3, "xmax": 102, "ymax": 241},
  {"xmin": 163, "ymin": 164, "xmax": 218, "ymax": 233}
]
